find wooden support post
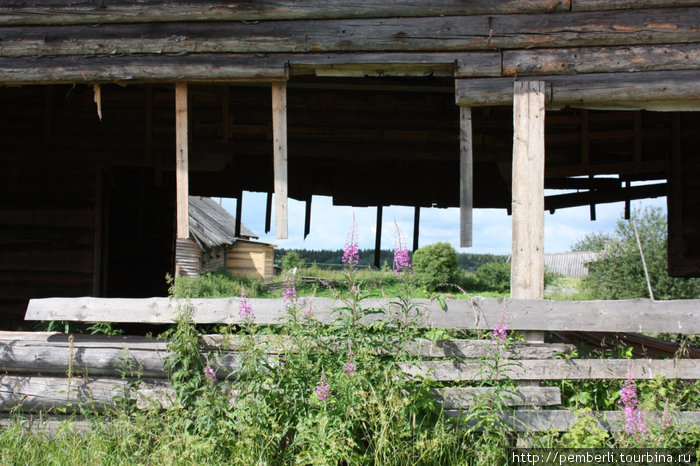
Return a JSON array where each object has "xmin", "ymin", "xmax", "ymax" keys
[
  {"xmin": 634, "ymin": 111, "xmax": 643, "ymax": 172},
  {"xmin": 374, "ymin": 206, "xmax": 383, "ymax": 269},
  {"xmin": 511, "ymin": 81, "xmax": 545, "ymax": 343},
  {"xmin": 235, "ymin": 191, "xmax": 242, "ymax": 238},
  {"xmin": 589, "ymin": 175, "xmax": 597, "ymax": 221},
  {"xmin": 413, "ymin": 206, "xmax": 420, "ymax": 252},
  {"xmin": 623, "ymin": 177, "xmax": 631, "ymax": 220},
  {"xmin": 272, "ymin": 81, "xmax": 288, "ymax": 239},
  {"xmin": 175, "ymin": 82, "xmax": 189, "ymax": 240},
  {"xmin": 669, "ymin": 112, "xmax": 683, "ymax": 272},
  {"xmin": 304, "ymin": 197, "xmax": 312, "ymax": 239},
  {"xmin": 459, "ymin": 106, "xmax": 473, "ymax": 248},
  {"xmin": 265, "ymin": 192, "xmax": 272, "ymax": 234},
  {"xmin": 93, "ymin": 84, "xmax": 102, "ymax": 121}
]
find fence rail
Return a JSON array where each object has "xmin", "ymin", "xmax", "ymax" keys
[
  {"xmin": 24, "ymin": 296, "xmax": 700, "ymax": 333},
  {"xmin": 7, "ymin": 297, "xmax": 700, "ymax": 434}
]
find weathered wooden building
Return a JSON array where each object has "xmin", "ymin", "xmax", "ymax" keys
[
  {"xmin": 187, "ymin": 196, "xmax": 275, "ymax": 281},
  {"xmin": 0, "ymin": 1, "xmax": 698, "ymax": 327}
]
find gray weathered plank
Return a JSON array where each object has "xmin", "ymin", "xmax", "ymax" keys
[
  {"xmin": 0, "ymin": 375, "xmax": 169, "ymax": 413},
  {"xmin": 1, "ymin": 9, "xmax": 697, "ymax": 57},
  {"xmin": 445, "ymin": 409, "xmax": 700, "ymax": 431},
  {"xmin": 435, "ymin": 386, "xmax": 561, "ymax": 408},
  {"xmin": 573, "ymin": 0, "xmax": 700, "ymax": 12},
  {"xmin": 503, "ymin": 43, "xmax": 700, "ymax": 77},
  {"xmin": 456, "ymin": 70, "xmax": 700, "ymax": 109},
  {"xmin": 0, "ymin": 0, "xmax": 571, "ymax": 26},
  {"xmin": 398, "ymin": 359, "xmax": 700, "ymax": 381},
  {"xmin": 24, "ymin": 296, "xmax": 700, "ymax": 334},
  {"xmin": 0, "ymin": 332, "xmax": 574, "ymax": 360}
]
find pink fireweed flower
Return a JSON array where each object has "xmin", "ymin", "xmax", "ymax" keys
[
  {"xmin": 660, "ymin": 400, "xmax": 671, "ymax": 431},
  {"xmin": 619, "ymin": 365, "xmax": 646, "ymax": 435},
  {"xmin": 283, "ymin": 274, "xmax": 298, "ymax": 309},
  {"xmin": 343, "ymin": 361, "xmax": 357, "ymax": 376},
  {"xmin": 238, "ymin": 288, "xmax": 254, "ymax": 322},
  {"xmin": 490, "ymin": 307, "xmax": 508, "ymax": 351},
  {"xmin": 393, "ymin": 222, "xmax": 413, "ymax": 275},
  {"xmin": 204, "ymin": 363, "xmax": 217, "ymax": 382},
  {"xmin": 342, "ymin": 216, "xmax": 360, "ymax": 267},
  {"xmin": 315, "ymin": 374, "xmax": 330, "ymax": 402}
]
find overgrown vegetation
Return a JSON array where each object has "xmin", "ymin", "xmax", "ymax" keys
[{"xmin": 580, "ymin": 207, "xmax": 700, "ymax": 300}]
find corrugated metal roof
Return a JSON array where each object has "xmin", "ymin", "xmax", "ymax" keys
[
  {"xmin": 544, "ymin": 251, "xmax": 602, "ymax": 278},
  {"xmin": 188, "ymin": 196, "xmax": 258, "ymax": 250}
]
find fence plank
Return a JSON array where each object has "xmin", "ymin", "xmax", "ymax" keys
[
  {"xmin": 445, "ymin": 409, "xmax": 700, "ymax": 432},
  {"xmin": 435, "ymin": 386, "xmax": 561, "ymax": 408},
  {"xmin": 398, "ymin": 359, "xmax": 700, "ymax": 381},
  {"xmin": 25, "ymin": 297, "xmax": 700, "ymax": 334},
  {"xmin": 0, "ymin": 375, "xmax": 169, "ymax": 413}
]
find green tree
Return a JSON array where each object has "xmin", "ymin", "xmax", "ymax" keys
[
  {"xmin": 412, "ymin": 242, "xmax": 458, "ymax": 291},
  {"xmin": 582, "ymin": 207, "xmax": 700, "ymax": 300},
  {"xmin": 570, "ymin": 232, "xmax": 613, "ymax": 252},
  {"xmin": 281, "ymin": 250, "xmax": 304, "ymax": 271}
]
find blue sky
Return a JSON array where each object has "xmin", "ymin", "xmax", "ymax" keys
[{"xmin": 220, "ymin": 192, "xmax": 667, "ymax": 254}]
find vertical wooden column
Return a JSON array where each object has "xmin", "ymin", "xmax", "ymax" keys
[
  {"xmin": 412, "ymin": 206, "xmax": 420, "ymax": 252},
  {"xmin": 511, "ymin": 81, "xmax": 545, "ymax": 343},
  {"xmin": 265, "ymin": 192, "xmax": 273, "ymax": 234},
  {"xmin": 304, "ymin": 197, "xmax": 312, "ymax": 239},
  {"xmin": 235, "ymin": 191, "xmax": 243, "ymax": 238},
  {"xmin": 272, "ymin": 81, "xmax": 288, "ymax": 239},
  {"xmin": 459, "ymin": 106, "xmax": 473, "ymax": 248},
  {"xmin": 374, "ymin": 206, "xmax": 383, "ymax": 269},
  {"xmin": 175, "ymin": 83, "xmax": 189, "ymax": 240}
]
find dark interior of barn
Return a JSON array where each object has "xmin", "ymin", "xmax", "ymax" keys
[{"xmin": 1, "ymin": 77, "xmax": 698, "ymax": 327}]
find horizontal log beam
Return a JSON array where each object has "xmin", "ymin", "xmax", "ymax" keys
[
  {"xmin": 399, "ymin": 358, "xmax": 700, "ymax": 381},
  {"xmin": 0, "ymin": 332, "xmax": 574, "ymax": 361},
  {"xmin": 24, "ymin": 296, "xmax": 700, "ymax": 334},
  {"xmin": 573, "ymin": 0, "xmax": 700, "ymax": 12},
  {"xmin": 1, "ymin": 9, "xmax": 697, "ymax": 57},
  {"xmin": 0, "ymin": 1, "xmax": 571, "ymax": 26},
  {"xmin": 544, "ymin": 182, "xmax": 666, "ymax": 210},
  {"xmin": 456, "ymin": 70, "xmax": 700, "ymax": 109},
  {"xmin": 503, "ymin": 43, "xmax": 700, "ymax": 77}
]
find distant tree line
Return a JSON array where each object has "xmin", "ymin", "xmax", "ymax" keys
[{"xmin": 273, "ymin": 248, "xmax": 507, "ymax": 271}]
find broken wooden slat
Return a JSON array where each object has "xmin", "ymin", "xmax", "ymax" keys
[
  {"xmin": 0, "ymin": 0, "xmax": 572, "ymax": 26},
  {"xmin": 459, "ymin": 106, "xmax": 473, "ymax": 248},
  {"xmin": 272, "ymin": 81, "xmax": 288, "ymax": 239},
  {"xmin": 1, "ymin": 9, "xmax": 697, "ymax": 57},
  {"xmin": 456, "ymin": 70, "xmax": 700, "ymax": 109},
  {"xmin": 398, "ymin": 359, "xmax": 700, "ymax": 381},
  {"xmin": 175, "ymin": 82, "xmax": 189, "ymax": 240},
  {"xmin": 24, "ymin": 297, "xmax": 700, "ymax": 334}
]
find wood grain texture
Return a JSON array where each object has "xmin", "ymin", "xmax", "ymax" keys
[
  {"xmin": 175, "ymin": 83, "xmax": 189, "ymax": 240},
  {"xmin": 503, "ymin": 44, "xmax": 700, "ymax": 76},
  {"xmin": 24, "ymin": 297, "xmax": 700, "ymax": 333},
  {"xmin": 511, "ymin": 82, "xmax": 546, "ymax": 302},
  {"xmin": 0, "ymin": 0, "xmax": 571, "ymax": 26},
  {"xmin": 456, "ymin": 70, "xmax": 700, "ymax": 109},
  {"xmin": 272, "ymin": 81, "xmax": 288, "ymax": 239},
  {"xmin": 459, "ymin": 107, "xmax": 473, "ymax": 248},
  {"xmin": 444, "ymin": 409, "xmax": 700, "ymax": 431},
  {"xmin": 1, "ymin": 9, "xmax": 697, "ymax": 57},
  {"xmin": 435, "ymin": 386, "xmax": 561, "ymax": 408},
  {"xmin": 398, "ymin": 358, "xmax": 700, "ymax": 381}
]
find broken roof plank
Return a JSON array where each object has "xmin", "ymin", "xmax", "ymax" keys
[{"xmin": 24, "ymin": 297, "xmax": 700, "ymax": 334}]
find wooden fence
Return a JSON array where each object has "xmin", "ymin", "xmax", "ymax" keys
[{"xmin": 1, "ymin": 296, "xmax": 698, "ymax": 433}]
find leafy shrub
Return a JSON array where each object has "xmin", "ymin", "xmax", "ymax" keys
[
  {"xmin": 474, "ymin": 260, "xmax": 511, "ymax": 293},
  {"xmin": 280, "ymin": 250, "xmax": 304, "ymax": 271},
  {"xmin": 412, "ymin": 242, "xmax": 458, "ymax": 291}
]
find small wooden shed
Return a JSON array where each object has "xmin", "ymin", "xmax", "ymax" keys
[{"xmin": 184, "ymin": 196, "xmax": 275, "ymax": 282}]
